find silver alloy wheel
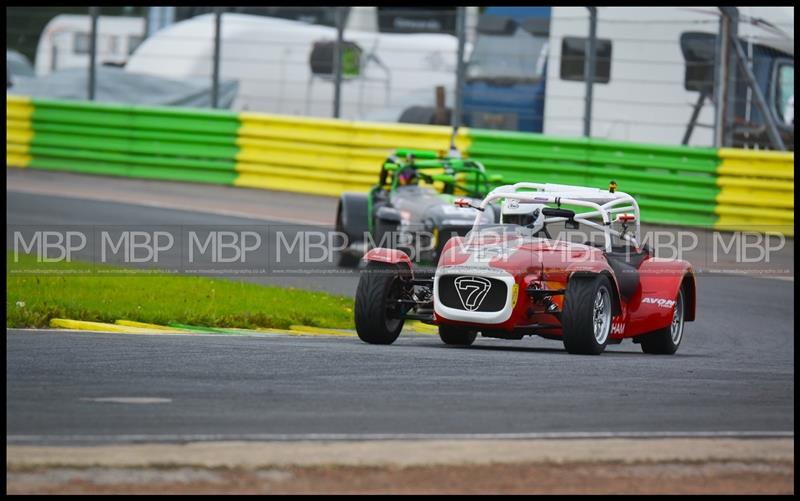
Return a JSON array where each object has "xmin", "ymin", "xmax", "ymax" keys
[
  {"xmin": 593, "ymin": 286, "xmax": 611, "ymax": 344},
  {"xmin": 670, "ymin": 290, "xmax": 685, "ymax": 344}
]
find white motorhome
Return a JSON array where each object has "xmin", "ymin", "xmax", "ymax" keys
[
  {"xmin": 126, "ymin": 13, "xmax": 468, "ymax": 119},
  {"xmin": 542, "ymin": 7, "xmax": 794, "ymax": 147},
  {"xmin": 34, "ymin": 15, "xmax": 146, "ymax": 76}
]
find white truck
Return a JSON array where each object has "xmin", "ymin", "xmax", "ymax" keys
[
  {"xmin": 34, "ymin": 14, "xmax": 146, "ymax": 75},
  {"xmin": 542, "ymin": 7, "xmax": 794, "ymax": 147},
  {"xmin": 125, "ymin": 11, "xmax": 476, "ymax": 119}
]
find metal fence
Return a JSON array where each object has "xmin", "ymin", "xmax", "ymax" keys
[{"xmin": 6, "ymin": 6, "xmax": 794, "ymax": 151}]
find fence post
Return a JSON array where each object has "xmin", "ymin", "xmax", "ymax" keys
[
  {"xmin": 88, "ymin": 6, "xmax": 99, "ymax": 101},
  {"xmin": 712, "ymin": 13, "xmax": 728, "ymax": 148},
  {"xmin": 332, "ymin": 7, "xmax": 347, "ymax": 118},
  {"xmin": 722, "ymin": 7, "xmax": 738, "ymax": 147},
  {"xmin": 211, "ymin": 8, "xmax": 222, "ymax": 109},
  {"xmin": 452, "ymin": 6, "xmax": 466, "ymax": 131},
  {"xmin": 583, "ymin": 7, "xmax": 597, "ymax": 138}
]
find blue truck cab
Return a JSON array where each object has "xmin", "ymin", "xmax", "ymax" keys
[{"xmin": 462, "ymin": 7, "xmax": 551, "ymax": 133}]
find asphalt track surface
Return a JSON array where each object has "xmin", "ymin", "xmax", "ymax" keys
[{"xmin": 6, "ymin": 172, "xmax": 795, "ymax": 444}]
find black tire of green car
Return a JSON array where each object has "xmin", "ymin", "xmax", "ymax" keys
[
  {"xmin": 438, "ymin": 324, "xmax": 477, "ymax": 346},
  {"xmin": 335, "ymin": 203, "xmax": 361, "ymax": 268},
  {"xmin": 638, "ymin": 287, "xmax": 686, "ymax": 355},
  {"xmin": 374, "ymin": 217, "xmax": 398, "ymax": 251},
  {"xmin": 562, "ymin": 274, "xmax": 614, "ymax": 355},
  {"xmin": 354, "ymin": 261, "xmax": 410, "ymax": 345}
]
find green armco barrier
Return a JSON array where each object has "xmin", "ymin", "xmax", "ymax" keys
[
  {"xmin": 26, "ymin": 98, "xmax": 239, "ymax": 185},
  {"xmin": 466, "ymin": 129, "xmax": 721, "ymax": 226},
  {"xmin": 31, "ymin": 98, "xmax": 240, "ymax": 134}
]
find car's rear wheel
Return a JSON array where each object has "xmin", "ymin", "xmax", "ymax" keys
[
  {"xmin": 639, "ymin": 288, "xmax": 685, "ymax": 355},
  {"xmin": 562, "ymin": 275, "xmax": 613, "ymax": 355},
  {"xmin": 354, "ymin": 262, "xmax": 410, "ymax": 345},
  {"xmin": 438, "ymin": 324, "xmax": 477, "ymax": 346}
]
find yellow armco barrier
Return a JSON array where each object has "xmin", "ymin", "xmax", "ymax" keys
[
  {"xmin": 6, "ymin": 95, "xmax": 33, "ymax": 168},
  {"xmin": 234, "ymin": 112, "xmax": 471, "ymax": 196},
  {"xmin": 715, "ymin": 148, "xmax": 794, "ymax": 236}
]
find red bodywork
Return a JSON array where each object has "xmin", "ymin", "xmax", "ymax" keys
[
  {"xmin": 365, "ymin": 230, "xmax": 695, "ymax": 341},
  {"xmin": 363, "ymin": 247, "xmax": 414, "ymax": 277}
]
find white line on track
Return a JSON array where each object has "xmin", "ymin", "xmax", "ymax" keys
[{"xmin": 6, "ymin": 431, "xmax": 793, "ymax": 444}]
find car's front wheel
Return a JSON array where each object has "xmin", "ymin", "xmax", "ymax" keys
[
  {"xmin": 438, "ymin": 324, "xmax": 477, "ymax": 346},
  {"xmin": 638, "ymin": 288, "xmax": 685, "ymax": 355},
  {"xmin": 562, "ymin": 275, "xmax": 613, "ymax": 355},
  {"xmin": 354, "ymin": 262, "xmax": 410, "ymax": 345}
]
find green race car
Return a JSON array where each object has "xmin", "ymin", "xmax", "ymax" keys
[{"xmin": 335, "ymin": 149, "xmax": 502, "ymax": 267}]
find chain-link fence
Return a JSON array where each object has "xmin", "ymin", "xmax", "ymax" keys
[{"xmin": 6, "ymin": 6, "xmax": 794, "ymax": 150}]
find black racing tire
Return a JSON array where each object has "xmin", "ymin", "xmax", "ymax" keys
[
  {"xmin": 374, "ymin": 217, "xmax": 398, "ymax": 250},
  {"xmin": 354, "ymin": 262, "xmax": 410, "ymax": 345},
  {"xmin": 335, "ymin": 194, "xmax": 369, "ymax": 268},
  {"xmin": 438, "ymin": 324, "xmax": 478, "ymax": 346},
  {"xmin": 336, "ymin": 249, "xmax": 361, "ymax": 268},
  {"xmin": 639, "ymin": 287, "xmax": 686, "ymax": 355},
  {"xmin": 562, "ymin": 275, "xmax": 613, "ymax": 355},
  {"xmin": 335, "ymin": 202, "xmax": 362, "ymax": 268}
]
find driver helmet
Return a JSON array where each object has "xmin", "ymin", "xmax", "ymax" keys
[
  {"xmin": 397, "ymin": 167, "xmax": 418, "ymax": 186},
  {"xmin": 502, "ymin": 198, "xmax": 545, "ymax": 233}
]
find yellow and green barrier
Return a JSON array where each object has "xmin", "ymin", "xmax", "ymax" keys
[
  {"xmin": 466, "ymin": 129, "xmax": 722, "ymax": 228},
  {"xmin": 6, "ymin": 95, "xmax": 32, "ymax": 168},
  {"xmin": 715, "ymin": 148, "xmax": 794, "ymax": 236},
  {"xmin": 233, "ymin": 112, "xmax": 469, "ymax": 196},
  {"xmin": 6, "ymin": 95, "xmax": 793, "ymax": 235},
  {"xmin": 9, "ymin": 96, "xmax": 240, "ymax": 185}
]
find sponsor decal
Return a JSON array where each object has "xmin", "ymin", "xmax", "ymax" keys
[
  {"xmin": 642, "ymin": 297, "xmax": 677, "ymax": 309},
  {"xmin": 455, "ymin": 276, "xmax": 492, "ymax": 311},
  {"xmin": 611, "ymin": 322, "xmax": 625, "ymax": 335},
  {"xmin": 511, "ymin": 283, "xmax": 519, "ymax": 308}
]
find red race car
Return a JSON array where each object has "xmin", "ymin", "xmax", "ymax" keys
[{"xmin": 354, "ymin": 182, "xmax": 696, "ymax": 355}]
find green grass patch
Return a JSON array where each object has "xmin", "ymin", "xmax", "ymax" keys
[{"xmin": 6, "ymin": 252, "xmax": 354, "ymax": 330}]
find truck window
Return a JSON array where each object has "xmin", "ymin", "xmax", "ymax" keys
[
  {"xmin": 560, "ymin": 36, "xmax": 611, "ymax": 83},
  {"xmin": 776, "ymin": 63, "xmax": 793, "ymax": 126},
  {"xmin": 74, "ymin": 32, "xmax": 90, "ymax": 55},
  {"xmin": 679, "ymin": 32, "xmax": 716, "ymax": 93},
  {"xmin": 128, "ymin": 35, "xmax": 144, "ymax": 56},
  {"xmin": 108, "ymin": 35, "xmax": 118, "ymax": 54},
  {"xmin": 467, "ymin": 20, "xmax": 548, "ymax": 83}
]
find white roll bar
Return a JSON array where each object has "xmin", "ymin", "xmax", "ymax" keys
[{"xmin": 472, "ymin": 182, "xmax": 641, "ymax": 252}]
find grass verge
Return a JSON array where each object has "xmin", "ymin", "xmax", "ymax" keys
[{"xmin": 6, "ymin": 252, "xmax": 354, "ymax": 330}]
